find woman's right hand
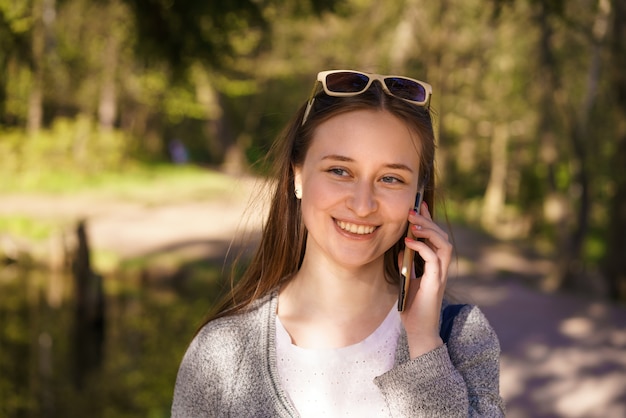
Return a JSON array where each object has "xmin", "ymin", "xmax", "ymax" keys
[{"xmin": 399, "ymin": 202, "xmax": 453, "ymax": 358}]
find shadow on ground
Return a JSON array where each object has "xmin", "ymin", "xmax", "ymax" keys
[{"xmin": 447, "ymin": 224, "xmax": 626, "ymax": 418}]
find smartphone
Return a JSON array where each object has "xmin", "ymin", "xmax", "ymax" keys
[{"xmin": 397, "ymin": 184, "xmax": 426, "ymax": 312}]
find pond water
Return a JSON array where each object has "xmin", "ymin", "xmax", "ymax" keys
[{"xmin": 0, "ymin": 265, "xmax": 219, "ymax": 418}]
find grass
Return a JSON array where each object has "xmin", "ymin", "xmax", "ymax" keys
[
  {"xmin": 0, "ymin": 216, "xmax": 57, "ymax": 241},
  {"xmin": 0, "ymin": 163, "xmax": 250, "ymax": 204}
]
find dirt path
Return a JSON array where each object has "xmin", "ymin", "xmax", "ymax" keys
[
  {"xmin": 1, "ymin": 186, "xmax": 625, "ymax": 417},
  {"xmin": 448, "ymin": 230, "xmax": 626, "ymax": 417}
]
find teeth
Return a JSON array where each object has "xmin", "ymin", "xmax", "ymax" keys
[{"xmin": 337, "ymin": 220, "xmax": 376, "ymax": 235}]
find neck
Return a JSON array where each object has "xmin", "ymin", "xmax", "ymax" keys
[
  {"xmin": 277, "ymin": 258, "xmax": 397, "ymax": 348},
  {"xmin": 286, "ymin": 256, "xmax": 395, "ymax": 316}
]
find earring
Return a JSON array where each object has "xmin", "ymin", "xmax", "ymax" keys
[{"xmin": 295, "ymin": 188, "xmax": 302, "ymax": 199}]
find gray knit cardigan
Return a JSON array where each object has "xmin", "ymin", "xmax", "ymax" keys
[{"xmin": 172, "ymin": 291, "xmax": 505, "ymax": 417}]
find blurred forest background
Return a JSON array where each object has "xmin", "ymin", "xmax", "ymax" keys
[
  {"xmin": 1, "ymin": 0, "xmax": 626, "ymax": 416},
  {"xmin": 2, "ymin": 0, "xmax": 625, "ymax": 297}
]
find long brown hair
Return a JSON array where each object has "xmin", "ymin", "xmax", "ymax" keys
[{"xmin": 201, "ymin": 80, "xmax": 436, "ymax": 327}]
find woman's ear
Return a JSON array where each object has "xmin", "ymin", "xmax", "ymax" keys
[{"xmin": 293, "ymin": 165, "xmax": 303, "ymax": 199}]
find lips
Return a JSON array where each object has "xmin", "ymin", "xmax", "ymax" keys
[{"xmin": 336, "ymin": 220, "xmax": 377, "ymax": 235}]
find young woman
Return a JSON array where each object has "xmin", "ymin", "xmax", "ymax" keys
[{"xmin": 172, "ymin": 70, "xmax": 505, "ymax": 417}]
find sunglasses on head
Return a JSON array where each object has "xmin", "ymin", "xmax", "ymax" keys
[{"xmin": 302, "ymin": 70, "xmax": 433, "ymax": 125}]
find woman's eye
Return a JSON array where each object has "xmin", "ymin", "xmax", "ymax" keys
[
  {"xmin": 328, "ymin": 168, "xmax": 349, "ymax": 176},
  {"xmin": 381, "ymin": 175, "xmax": 403, "ymax": 184}
]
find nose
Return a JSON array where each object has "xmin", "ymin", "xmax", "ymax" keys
[{"xmin": 347, "ymin": 182, "xmax": 378, "ymax": 217}]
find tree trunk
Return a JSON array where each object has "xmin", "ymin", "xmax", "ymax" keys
[
  {"xmin": 388, "ymin": 0, "xmax": 419, "ymax": 71},
  {"xmin": 481, "ymin": 124, "xmax": 509, "ymax": 232},
  {"xmin": 194, "ymin": 68, "xmax": 228, "ymax": 163},
  {"xmin": 71, "ymin": 220, "xmax": 105, "ymax": 387},
  {"xmin": 98, "ymin": 1, "xmax": 123, "ymax": 132},
  {"xmin": 98, "ymin": 36, "xmax": 118, "ymax": 132},
  {"xmin": 27, "ymin": 0, "xmax": 45, "ymax": 135},
  {"xmin": 553, "ymin": 0, "xmax": 610, "ymax": 292},
  {"xmin": 0, "ymin": 52, "xmax": 8, "ymax": 124},
  {"xmin": 604, "ymin": 0, "xmax": 626, "ymax": 301},
  {"xmin": 534, "ymin": 5, "xmax": 571, "ymax": 291}
]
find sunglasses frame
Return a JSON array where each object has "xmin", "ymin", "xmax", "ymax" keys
[{"xmin": 302, "ymin": 70, "xmax": 433, "ymax": 125}]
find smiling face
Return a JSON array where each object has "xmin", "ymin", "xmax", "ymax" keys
[{"xmin": 294, "ymin": 109, "xmax": 422, "ymax": 271}]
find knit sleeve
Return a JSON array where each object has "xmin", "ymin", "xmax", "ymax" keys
[
  {"xmin": 171, "ymin": 325, "xmax": 225, "ymax": 418},
  {"xmin": 374, "ymin": 305, "xmax": 505, "ymax": 417}
]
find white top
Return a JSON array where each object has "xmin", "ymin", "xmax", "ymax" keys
[{"xmin": 275, "ymin": 306, "xmax": 402, "ymax": 418}]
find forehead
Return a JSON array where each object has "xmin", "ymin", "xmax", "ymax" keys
[{"xmin": 306, "ymin": 109, "xmax": 421, "ymax": 167}]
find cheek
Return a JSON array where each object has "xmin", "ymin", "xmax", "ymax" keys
[
  {"xmin": 386, "ymin": 191, "xmax": 414, "ymax": 217},
  {"xmin": 300, "ymin": 181, "xmax": 335, "ymax": 222},
  {"xmin": 303, "ymin": 177, "xmax": 341, "ymax": 206},
  {"xmin": 385, "ymin": 194, "xmax": 413, "ymax": 233},
  {"xmin": 390, "ymin": 216, "xmax": 409, "ymax": 239}
]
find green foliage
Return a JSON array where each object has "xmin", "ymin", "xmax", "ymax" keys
[
  {"xmin": 122, "ymin": 0, "xmax": 343, "ymax": 72},
  {"xmin": 0, "ymin": 0, "xmax": 623, "ymax": 292},
  {"xmin": 1, "ymin": 156, "xmax": 242, "ymax": 204},
  {"xmin": 0, "ymin": 117, "xmax": 129, "ymax": 188},
  {"xmin": 0, "ymin": 215, "xmax": 55, "ymax": 240},
  {"xmin": 0, "ymin": 1, "xmax": 32, "ymax": 33}
]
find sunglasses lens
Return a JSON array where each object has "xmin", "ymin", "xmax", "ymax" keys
[
  {"xmin": 325, "ymin": 72, "xmax": 370, "ymax": 93},
  {"xmin": 384, "ymin": 77, "xmax": 427, "ymax": 103}
]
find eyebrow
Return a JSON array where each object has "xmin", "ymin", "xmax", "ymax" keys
[{"xmin": 321, "ymin": 154, "xmax": 415, "ymax": 173}]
